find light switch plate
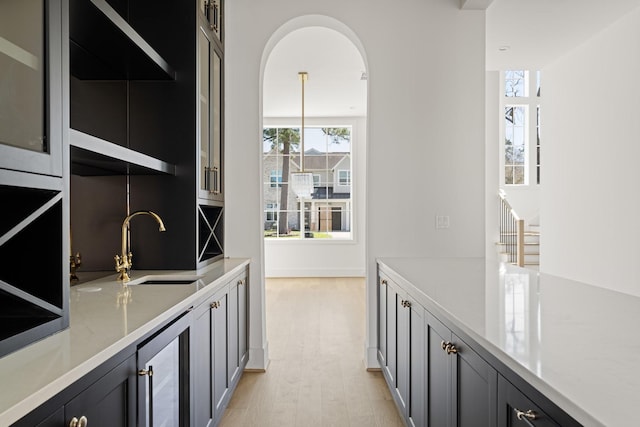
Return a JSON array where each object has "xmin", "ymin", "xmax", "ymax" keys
[{"xmin": 435, "ymin": 215, "xmax": 450, "ymax": 229}]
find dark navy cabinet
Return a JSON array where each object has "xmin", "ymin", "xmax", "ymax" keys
[
  {"xmin": 0, "ymin": 0, "xmax": 69, "ymax": 359},
  {"xmin": 193, "ymin": 270, "xmax": 249, "ymax": 427},
  {"xmin": 377, "ymin": 265, "xmax": 578, "ymax": 427},
  {"xmin": 12, "ymin": 352, "xmax": 136, "ymax": 427},
  {"xmin": 0, "ymin": 0, "xmax": 64, "ymax": 177}
]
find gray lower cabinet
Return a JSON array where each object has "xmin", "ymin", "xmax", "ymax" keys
[
  {"xmin": 377, "ymin": 268, "xmax": 573, "ymax": 427},
  {"xmin": 14, "ymin": 267, "xmax": 249, "ymax": 427},
  {"xmin": 378, "ymin": 274, "xmax": 398, "ymax": 391},
  {"xmin": 193, "ymin": 271, "xmax": 249, "ymax": 427},
  {"xmin": 65, "ymin": 355, "xmax": 136, "ymax": 427},
  {"xmin": 12, "ymin": 353, "xmax": 136, "ymax": 427},
  {"xmin": 378, "ymin": 274, "xmax": 426, "ymax": 427},
  {"xmin": 228, "ymin": 273, "xmax": 249, "ymax": 386},
  {"xmin": 407, "ymin": 296, "xmax": 426, "ymax": 427},
  {"xmin": 425, "ymin": 311, "xmax": 497, "ymax": 426},
  {"xmin": 498, "ymin": 375, "xmax": 562, "ymax": 427}
]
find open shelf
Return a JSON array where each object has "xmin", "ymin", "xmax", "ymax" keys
[
  {"xmin": 0, "ymin": 189, "xmax": 66, "ymax": 358},
  {"xmin": 198, "ymin": 204, "xmax": 224, "ymax": 264},
  {"xmin": 69, "ymin": 0, "xmax": 175, "ymax": 80},
  {"xmin": 70, "ymin": 129, "xmax": 176, "ymax": 176}
]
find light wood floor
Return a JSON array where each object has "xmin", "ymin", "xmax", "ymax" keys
[{"xmin": 218, "ymin": 277, "xmax": 403, "ymax": 427}]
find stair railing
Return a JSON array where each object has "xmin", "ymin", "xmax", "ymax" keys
[{"xmin": 499, "ymin": 190, "xmax": 525, "ymax": 267}]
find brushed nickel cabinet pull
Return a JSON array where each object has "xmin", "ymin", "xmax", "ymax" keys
[
  {"xmin": 515, "ymin": 408, "xmax": 538, "ymax": 420},
  {"xmin": 69, "ymin": 414, "xmax": 88, "ymax": 427},
  {"xmin": 445, "ymin": 343, "xmax": 458, "ymax": 355},
  {"xmin": 138, "ymin": 368, "xmax": 153, "ymax": 376}
]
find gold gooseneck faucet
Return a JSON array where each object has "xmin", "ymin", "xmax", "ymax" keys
[{"xmin": 115, "ymin": 211, "xmax": 166, "ymax": 282}]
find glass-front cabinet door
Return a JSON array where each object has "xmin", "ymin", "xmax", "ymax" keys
[
  {"xmin": 199, "ymin": 0, "xmax": 223, "ymax": 42},
  {"xmin": 198, "ymin": 24, "xmax": 223, "ymax": 202},
  {"xmin": 0, "ymin": 0, "xmax": 63, "ymax": 176},
  {"xmin": 137, "ymin": 312, "xmax": 191, "ymax": 427}
]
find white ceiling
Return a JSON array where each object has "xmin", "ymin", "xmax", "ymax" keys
[
  {"xmin": 262, "ymin": 1, "xmax": 640, "ymax": 117},
  {"xmin": 262, "ymin": 27, "xmax": 367, "ymax": 118},
  {"xmin": 486, "ymin": 0, "xmax": 640, "ymax": 70}
]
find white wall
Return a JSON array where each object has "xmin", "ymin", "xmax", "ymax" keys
[
  {"xmin": 263, "ymin": 116, "xmax": 367, "ymax": 278},
  {"xmin": 541, "ymin": 6, "xmax": 640, "ymax": 297},
  {"xmin": 224, "ymin": 0, "xmax": 486, "ymax": 370},
  {"xmin": 501, "ymin": 186, "xmax": 540, "ymax": 225},
  {"xmin": 486, "ymin": 71, "xmax": 500, "ymax": 259}
]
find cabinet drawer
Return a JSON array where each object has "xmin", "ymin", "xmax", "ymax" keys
[{"xmin": 498, "ymin": 375, "xmax": 561, "ymax": 427}]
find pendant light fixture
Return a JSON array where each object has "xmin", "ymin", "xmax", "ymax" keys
[{"xmin": 290, "ymin": 71, "xmax": 314, "ymax": 199}]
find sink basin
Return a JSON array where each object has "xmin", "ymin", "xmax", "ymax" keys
[{"xmin": 128, "ymin": 275, "xmax": 203, "ymax": 285}]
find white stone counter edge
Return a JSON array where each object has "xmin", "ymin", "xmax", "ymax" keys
[
  {"xmin": 0, "ymin": 258, "xmax": 249, "ymax": 426},
  {"xmin": 377, "ymin": 259, "xmax": 602, "ymax": 427}
]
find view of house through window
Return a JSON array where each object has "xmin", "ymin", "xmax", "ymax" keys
[
  {"xmin": 263, "ymin": 126, "xmax": 352, "ymax": 239},
  {"xmin": 503, "ymin": 70, "xmax": 541, "ymax": 185}
]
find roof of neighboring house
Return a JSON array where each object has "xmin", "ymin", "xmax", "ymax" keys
[{"xmin": 264, "ymin": 148, "xmax": 350, "ymax": 171}]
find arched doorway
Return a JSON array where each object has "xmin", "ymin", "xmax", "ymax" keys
[{"xmin": 261, "ymin": 23, "xmax": 368, "ymax": 278}]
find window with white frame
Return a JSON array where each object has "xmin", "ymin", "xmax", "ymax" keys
[
  {"xmin": 269, "ymin": 170, "xmax": 282, "ymax": 187},
  {"xmin": 265, "ymin": 203, "xmax": 278, "ymax": 222},
  {"xmin": 338, "ymin": 170, "xmax": 351, "ymax": 186},
  {"xmin": 502, "ymin": 70, "xmax": 541, "ymax": 186},
  {"xmin": 263, "ymin": 126, "xmax": 353, "ymax": 239}
]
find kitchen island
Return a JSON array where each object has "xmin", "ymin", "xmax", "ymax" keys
[
  {"xmin": 0, "ymin": 257, "xmax": 249, "ymax": 426},
  {"xmin": 378, "ymin": 257, "xmax": 640, "ymax": 427}
]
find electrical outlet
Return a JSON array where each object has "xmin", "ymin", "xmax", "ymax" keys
[{"xmin": 435, "ymin": 215, "xmax": 450, "ymax": 229}]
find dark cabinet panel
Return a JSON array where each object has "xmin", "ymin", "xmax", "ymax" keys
[
  {"xmin": 452, "ymin": 334, "xmax": 497, "ymax": 427},
  {"xmin": 383, "ymin": 277, "xmax": 398, "ymax": 387},
  {"xmin": 193, "ymin": 300, "xmax": 214, "ymax": 427},
  {"xmin": 498, "ymin": 375, "xmax": 561, "ymax": 427},
  {"xmin": 212, "ymin": 288, "xmax": 229, "ymax": 416},
  {"xmin": 377, "ymin": 274, "xmax": 388, "ymax": 368},
  {"xmin": 425, "ymin": 312, "xmax": 497, "ymax": 427},
  {"xmin": 12, "ymin": 354, "xmax": 136, "ymax": 427},
  {"xmin": 426, "ymin": 310, "xmax": 452, "ymax": 426},
  {"xmin": 65, "ymin": 355, "xmax": 136, "ymax": 427},
  {"xmin": 193, "ymin": 269, "xmax": 249, "ymax": 426},
  {"xmin": 498, "ymin": 374, "xmax": 583, "ymax": 427},
  {"xmin": 137, "ymin": 311, "xmax": 191, "ymax": 427},
  {"xmin": 378, "ymin": 274, "xmax": 425, "ymax": 427},
  {"xmin": 34, "ymin": 408, "xmax": 64, "ymax": 427},
  {"xmin": 193, "ymin": 285, "xmax": 230, "ymax": 425},
  {"xmin": 408, "ymin": 298, "xmax": 425, "ymax": 427},
  {"xmin": 238, "ymin": 274, "xmax": 248, "ymax": 369}
]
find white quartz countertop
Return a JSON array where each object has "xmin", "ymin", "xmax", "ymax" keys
[
  {"xmin": 377, "ymin": 257, "xmax": 640, "ymax": 427},
  {"xmin": 0, "ymin": 258, "xmax": 249, "ymax": 426}
]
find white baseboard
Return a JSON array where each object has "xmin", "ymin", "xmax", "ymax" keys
[
  {"xmin": 265, "ymin": 268, "xmax": 365, "ymax": 278},
  {"xmin": 364, "ymin": 345, "xmax": 380, "ymax": 369},
  {"xmin": 245, "ymin": 343, "xmax": 270, "ymax": 371}
]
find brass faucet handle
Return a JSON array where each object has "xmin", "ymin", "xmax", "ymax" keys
[{"xmin": 70, "ymin": 252, "xmax": 82, "ymax": 282}]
